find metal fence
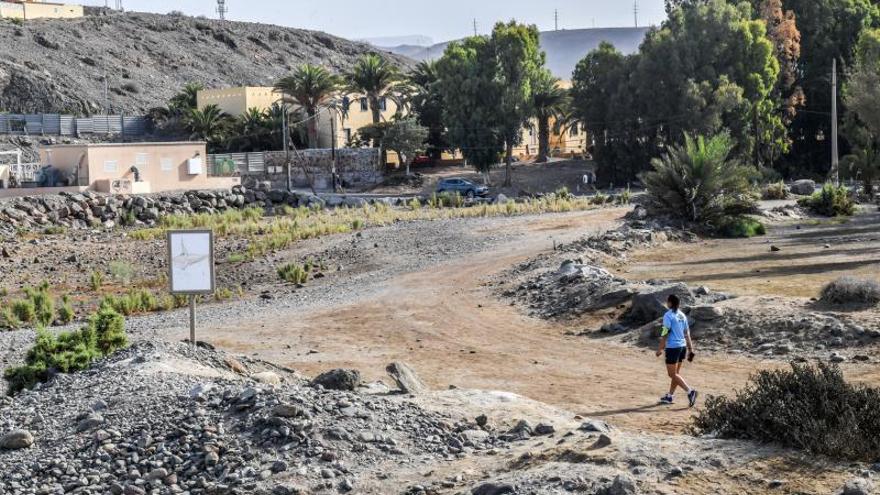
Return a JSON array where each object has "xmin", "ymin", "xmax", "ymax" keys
[
  {"xmin": 206, "ymin": 153, "xmax": 267, "ymax": 176},
  {"xmin": 0, "ymin": 113, "xmax": 148, "ymax": 138}
]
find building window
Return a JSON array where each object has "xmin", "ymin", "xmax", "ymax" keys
[
  {"xmin": 359, "ymin": 98, "xmax": 368, "ymax": 112},
  {"xmin": 104, "ymin": 160, "xmax": 118, "ymax": 173},
  {"xmin": 570, "ymin": 125, "xmax": 579, "ymax": 137},
  {"xmin": 135, "ymin": 153, "xmax": 149, "ymax": 167},
  {"xmin": 379, "ymin": 97, "xmax": 387, "ymax": 111},
  {"xmin": 160, "ymin": 158, "xmax": 173, "ymax": 172}
]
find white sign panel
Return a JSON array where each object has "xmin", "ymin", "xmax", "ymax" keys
[{"xmin": 167, "ymin": 230, "xmax": 215, "ymax": 294}]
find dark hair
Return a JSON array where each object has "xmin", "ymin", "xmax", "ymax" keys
[{"xmin": 667, "ymin": 294, "xmax": 680, "ymax": 310}]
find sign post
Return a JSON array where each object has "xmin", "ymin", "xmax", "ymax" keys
[{"xmin": 167, "ymin": 230, "xmax": 215, "ymax": 347}]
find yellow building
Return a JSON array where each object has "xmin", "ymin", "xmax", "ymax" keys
[
  {"xmin": 196, "ymin": 87, "xmax": 280, "ymax": 118},
  {"xmin": 0, "ymin": 0, "xmax": 83, "ymax": 20},
  {"xmin": 196, "ymin": 86, "xmax": 400, "ymax": 152}
]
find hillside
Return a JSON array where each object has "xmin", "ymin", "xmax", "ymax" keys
[
  {"xmin": 0, "ymin": 8, "xmax": 413, "ymax": 115},
  {"xmin": 380, "ymin": 27, "xmax": 650, "ymax": 78}
]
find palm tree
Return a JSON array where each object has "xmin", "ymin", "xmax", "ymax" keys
[
  {"xmin": 274, "ymin": 64, "xmax": 342, "ymax": 149},
  {"xmin": 408, "ymin": 60, "xmax": 446, "ymax": 159},
  {"xmin": 184, "ymin": 104, "xmax": 232, "ymax": 150},
  {"xmin": 843, "ymin": 144, "xmax": 880, "ymax": 195},
  {"xmin": 346, "ymin": 54, "xmax": 408, "ymax": 125},
  {"xmin": 531, "ymin": 72, "xmax": 570, "ymax": 163},
  {"xmin": 169, "ymin": 82, "xmax": 204, "ymax": 115}
]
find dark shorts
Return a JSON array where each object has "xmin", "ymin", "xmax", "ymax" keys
[{"xmin": 665, "ymin": 347, "xmax": 688, "ymax": 365}]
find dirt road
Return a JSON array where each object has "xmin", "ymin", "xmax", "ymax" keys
[{"xmin": 164, "ymin": 207, "xmax": 880, "ymax": 436}]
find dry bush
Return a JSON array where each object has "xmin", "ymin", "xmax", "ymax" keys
[
  {"xmin": 820, "ymin": 276, "xmax": 880, "ymax": 306},
  {"xmin": 692, "ymin": 362, "xmax": 880, "ymax": 461}
]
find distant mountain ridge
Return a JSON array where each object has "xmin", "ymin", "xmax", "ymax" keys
[{"xmin": 376, "ymin": 27, "xmax": 651, "ymax": 79}]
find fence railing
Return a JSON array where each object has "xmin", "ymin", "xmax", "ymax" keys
[
  {"xmin": 206, "ymin": 153, "xmax": 266, "ymax": 176},
  {"xmin": 0, "ymin": 113, "xmax": 148, "ymax": 138},
  {"xmin": 9, "ymin": 163, "xmax": 42, "ymax": 182}
]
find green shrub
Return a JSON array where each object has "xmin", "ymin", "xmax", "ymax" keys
[
  {"xmin": 591, "ymin": 192, "xmax": 609, "ymax": 205},
  {"xmin": 716, "ymin": 217, "xmax": 766, "ymax": 238},
  {"xmin": 798, "ymin": 183, "xmax": 856, "ymax": 217},
  {"xmin": 100, "ymin": 289, "xmax": 159, "ymax": 316},
  {"xmin": 278, "ymin": 263, "xmax": 310, "ymax": 284},
  {"xmin": 56, "ymin": 295, "xmax": 75, "ymax": 325},
  {"xmin": 0, "ymin": 308, "xmax": 19, "ymax": 330},
  {"xmin": 408, "ymin": 197, "xmax": 422, "ymax": 210},
  {"xmin": 109, "ymin": 261, "xmax": 136, "ymax": 285},
  {"xmin": 89, "ymin": 271, "xmax": 103, "ymax": 291},
  {"xmin": 214, "ymin": 287, "xmax": 233, "ymax": 301},
  {"xmin": 11, "ymin": 300, "xmax": 35, "ymax": 324},
  {"xmin": 42, "ymin": 225, "xmax": 66, "ymax": 235},
  {"xmin": 617, "ymin": 187, "xmax": 632, "ymax": 205},
  {"xmin": 3, "ymin": 308, "xmax": 127, "ymax": 394},
  {"xmin": 555, "ymin": 186, "xmax": 573, "ymax": 201},
  {"xmin": 762, "ymin": 181, "xmax": 788, "ymax": 200},
  {"xmin": 641, "ymin": 133, "xmax": 756, "ymax": 224},
  {"xmin": 120, "ymin": 210, "xmax": 137, "ymax": 227},
  {"xmin": 692, "ymin": 362, "xmax": 880, "ymax": 461}
]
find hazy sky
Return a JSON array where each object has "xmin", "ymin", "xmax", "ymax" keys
[{"xmin": 81, "ymin": 0, "xmax": 667, "ymax": 43}]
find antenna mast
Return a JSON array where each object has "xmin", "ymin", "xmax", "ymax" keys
[
  {"xmin": 217, "ymin": 0, "xmax": 228, "ymax": 21},
  {"xmin": 473, "ymin": 18, "xmax": 478, "ymax": 36},
  {"xmin": 555, "ymin": 9, "xmax": 559, "ymax": 31},
  {"xmin": 634, "ymin": 0, "xmax": 639, "ymax": 28}
]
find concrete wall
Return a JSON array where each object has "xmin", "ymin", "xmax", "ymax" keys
[
  {"xmin": 41, "ymin": 142, "xmax": 240, "ymax": 194},
  {"xmin": 0, "ymin": 2, "xmax": 24, "ymax": 19},
  {"xmin": 263, "ymin": 149, "xmax": 382, "ymax": 190}
]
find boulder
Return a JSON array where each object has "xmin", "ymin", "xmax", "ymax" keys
[
  {"xmin": 385, "ymin": 362, "xmax": 428, "ymax": 395},
  {"xmin": 556, "ymin": 260, "xmax": 614, "ymax": 284},
  {"xmin": 628, "ymin": 283, "xmax": 695, "ymax": 324},
  {"xmin": 790, "ymin": 179, "xmax": 816, "ymax": 196},
  {"xmin": 251, "ymin": 371, "xmax": 281, "ymax": 386},
  {"xmin": 690, "ymin": 305, "xmax": 724, "ymax": 321},
  {"xmin": 600, "ymin": 474, "xmax": 638, "ymax": 495},
  {"xmin": 0, "ymin": 429, "xmax": 34, "ymax": 449},
  {"xmin": 843, "ymin": 478, "xmax": 873, "ymax": 495},
  {"xmin": 472, "ymin": 482, "xmax": 515, "ymax": 495},
  {"xmin": 311, "ymin": 369, "xmax": 361, "ymax": 391}
]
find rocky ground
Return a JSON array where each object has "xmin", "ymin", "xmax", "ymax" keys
[
  {"xmin": 1, "ymin": 204, "xmax": 879, "ymax": 494},
  {"xmin": 0, "ymin": 9, "xmax": 411, "ymax": 115},
  {"xmin": 496, "ymin": 205, "xmax": 880, "ymax": 363}
]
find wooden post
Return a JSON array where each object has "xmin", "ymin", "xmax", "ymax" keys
[{"xmin": 189, "ymin": 294, "xmax": 196, "ymax": 347}]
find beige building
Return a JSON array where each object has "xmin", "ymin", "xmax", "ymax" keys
[
  {"xmin": 196, "ymin": 87, "xmax": 280, "ymax": 119},
  {"xmin": 196, "ymin": 86, "xmax": 400, "ymax": 151},
  {"xmin": 0, "ymin": 0, "xmax": 83, "ymax": 20},
  {"xmin": 38, "ymin": 142, "xmax": 239, "ymax": 194}
]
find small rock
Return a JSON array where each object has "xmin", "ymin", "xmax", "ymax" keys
[
  {"xmin": 472, "ymin": 482, "xmax": 515, "ymax": 495},
  {"xmin": 770, "ymin": 245, "xmax": 781, "ymax": 252},
  {"xmin": 843, "ymin": 478, "xmax": 874, "ymax": 495},
  {"xmin": 312, "ymin": 369, "xmax": 361, "ymax": 391},
  {"xmin": 534, "ymin": 423, "xmax": 555, "ymax": 436},
  {"xmin": 592, "ymin": 433, "xmax": 613, "ymax": 448},
  {"xmin": 385, "ymin": 362, "xmax": 428, "ymax": 394},
  {"xmin": 251, "ymin": 371, "xmax": 281, "ymax": 385},
  {"xmin": 0, "ymin": 429, "xmax": 34, "ymax": 450}
]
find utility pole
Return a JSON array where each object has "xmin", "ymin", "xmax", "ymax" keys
[
  {"xmin": 831, "ymin": 58, "xmax": 840, "ymax": 186},
  {"xmin": 634, "ymin": 0, "xmax": 639, "ymax": 28},
  {"xmin": 283, "ymin": 106, "xmax": 291, "ymax": 191},
  {"xmin": 330, "ymin": 107, "xmax": 338, "ymax": 193},
  {"xmin": 216, "ymin": 0, "xmax": 228, "ymax": 21},
  {"xmin": 555, "ymin": 9, "xmax": 559, "ymax": 31},
  {"xmin": 115, "ymin": 0, "xmax": 122, "ymax": 10},
  {"xmin": 473, "ymin": 18, "xmax": 478, "ymax": 36}
]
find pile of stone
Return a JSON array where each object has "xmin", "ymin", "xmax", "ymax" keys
[
  {"xmin": 0, "ymin": 186, "xmax": 425, "ymax": 237},
  {"xmin": 0, "ymin": 341, "xmax": 536, "ymax": 495}
]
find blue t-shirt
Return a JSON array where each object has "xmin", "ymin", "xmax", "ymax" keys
[{"xmin": 661, "ymin": 309, "xmax": 689, "ymax": 349}]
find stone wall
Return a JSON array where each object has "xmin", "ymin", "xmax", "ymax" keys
[{"xmin": 262, "ymin": 149, "xmax": 382, "ymax": 190}]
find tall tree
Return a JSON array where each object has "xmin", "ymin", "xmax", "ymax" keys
[
  {"xmin": 492, "ymin": 21, "xmax": 546, "ymax": 186},
  {"xmin": 169, "ymin": 82, "xmax": 204, "ymax": 115},
  {"xmin": 845, "ymin": 28, "xmax": 880, "ymax": 139},
  {"xmin": 530, "ymin": 70, "xmax": 569, "ymax": 163},
  {"xmin": 776, "ymin": 0, "xmax": 878, "ymax": 175},
  {"xmin": 275, "ymin": 64, "xmax": 342, "ymax": 149},
  {"xmin": 435, "ymin": 36, "xmax": 506, "ymax": 181},
  {"xmin": 408, "ymin": 60, "xmax": 448, "ymax": 159},
  {"xmin": 346, "ymin": 54, "xmax": 408, "ymax": 125}
]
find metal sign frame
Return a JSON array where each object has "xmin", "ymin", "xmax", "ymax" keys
[{"xmin": 167, "ymin": 229, "xmax": 216, "ymax": 295}]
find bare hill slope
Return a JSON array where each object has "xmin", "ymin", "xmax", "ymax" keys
[{"xmin": 0, "ymin": 9, "xmax": 413, "ymax": 115}]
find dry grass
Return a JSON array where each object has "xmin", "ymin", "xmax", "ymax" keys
[{"xmin": 130, "ymin": 196, "xmax": 597, "ymax": 258}]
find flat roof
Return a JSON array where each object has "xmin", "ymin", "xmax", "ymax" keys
[{"xmin": 42, "ymin": 141, "xmax": 207, "ymax": 149}]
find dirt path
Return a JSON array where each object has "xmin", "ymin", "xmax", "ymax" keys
[{"xmin": 176, "ymin": 208, "xmax": 880, "ymax": 435}]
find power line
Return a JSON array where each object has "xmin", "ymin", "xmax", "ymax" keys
[
  {"xmin": 216, "ymin": 0, "xmax": 228, "ymax": 21},
  {"xmin": 634, "ymin": 0, "xmax": 639, "ymax": 28}
]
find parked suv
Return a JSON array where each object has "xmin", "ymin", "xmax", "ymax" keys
[{"xmin": 436, "ymin": 178, "xmax": 489, "ymax": 198}]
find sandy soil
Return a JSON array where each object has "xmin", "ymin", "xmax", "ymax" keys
[{"xmin": 164, "ymin": 207, "xmax": 880, "ymax": 439}]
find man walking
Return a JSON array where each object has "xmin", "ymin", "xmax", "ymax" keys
[{"xmin": 656, "ymin": 294, "xmax": 698, "ymax": 407}]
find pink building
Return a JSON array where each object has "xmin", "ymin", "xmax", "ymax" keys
[{"xmin": 38, "ymin": 142, "xmax": 240, "ymax": 194}]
